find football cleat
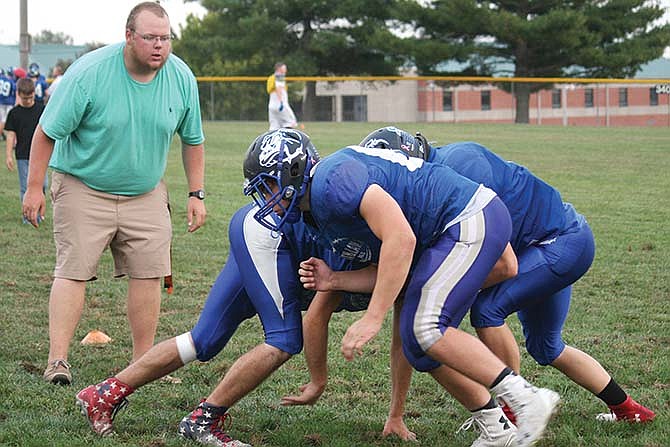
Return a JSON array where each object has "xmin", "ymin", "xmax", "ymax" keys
[
  {"xmin": 179, "ymin": 399, "xmax": 251, "ymax": 447},
  {"xmin": 76, "ymin": 379, "xmax": 132, "ymax": 436},
  {"xmin": 492, "ymin": 374, "xmax": 559, "ymax": 447},
  {"xmin": 499, "ymin": 401, "xmax": 517, "ymax": 426},
  {"xmin": 457, "ymin": 407, "xmax": 517, "ymax": 447},
  {"xmin": 595, "ymin": 396, "xmax": 655, "ymax": 423}
]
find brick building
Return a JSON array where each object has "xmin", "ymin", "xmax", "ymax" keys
[{"xmin": 314, "ymin": 58, "xmax": 670, "ymax": 127}]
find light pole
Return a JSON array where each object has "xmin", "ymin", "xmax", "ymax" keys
[{"xmin": 20, "ymin": 0, "xmax": 31, "ymax": 69}]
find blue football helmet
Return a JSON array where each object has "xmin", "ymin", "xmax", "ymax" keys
[
  {"xmin": 243, "ymin": 128, "xmax": 320, "ymax": 231},
  {"xmin": 28, "ymin": 62, "xmax": 40, "ymax": 77},
  {"xmin": 360, "ymin": 126, "xmax": 431, "ymax": 161}
]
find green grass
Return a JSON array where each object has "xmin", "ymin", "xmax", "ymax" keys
[{"xmin": 0, "ymin": 122, "xmax": 668, "ymax": 447}]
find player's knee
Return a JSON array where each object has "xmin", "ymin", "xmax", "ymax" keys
[
  {"xmin": 266, "ymin": 331, "xmax": 303, "ymax": 356},
  {"xmin": 469, "ymin": 298, "xmax": 505, "ymax": 328},
  {"xmin": 401, "ymin": 343, "xmax": 440, "ymax": 372},
  {"xmin": 408, "ymin": 352, "xmax": 441, "ymax": 372},
  {"xmin": 399, "ymin": 327, "xmax": 441, "ymax": 372},
  {"xmin": 176, "ymin": 332, "xmax": 202, "ymax": 363},
  {"xmin": 193, "ymin": 338, "xmax": 222, "ymax": 363},
  {"xmin": 525, "ymin": 335, "xmax": 565, "ymax": 366}
]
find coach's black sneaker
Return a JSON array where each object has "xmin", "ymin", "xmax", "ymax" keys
[{"xmin": 178, "ymin": 400, "xmax": 251, "ymax": 447}]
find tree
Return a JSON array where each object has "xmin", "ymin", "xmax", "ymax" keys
[
  {"xmin": 406, "ymin": 0, "xmax": 670, "ymax": 123},
  {"xmin": 32, "ymin": 30, "xmax": 73, "ymax": 45},
  {"xmin": 174, "ymin": 0, "xmax": 407, "ymax": 120}
]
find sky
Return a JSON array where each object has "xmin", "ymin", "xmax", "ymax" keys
[
  {"xmin": 0, "ymin": 0, "xmax": 207, "ymax": 46},
  {"xmin": 0, "ymin": 0, "xmax": 668, "ymax": 55}
]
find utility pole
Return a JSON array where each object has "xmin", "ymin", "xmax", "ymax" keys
[{"xmin": 20, "ymin": 0, "xmax": 30, "ymax": 69}]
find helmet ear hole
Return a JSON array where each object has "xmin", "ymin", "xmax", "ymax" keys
[{"xmin": 290, "ymin": 162, "xmax": 300, "ymax": 177}]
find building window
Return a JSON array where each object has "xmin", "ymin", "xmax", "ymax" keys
[
  {"xmin": 443, "ymin": 91, "xmax": 453, "ymax": 111},
  {"xmin": 650, "ymin": 87, "xmax": 659, "ymax": 106},
  {"xmin": 342, "ymin": 95, "xmax": 367, "ymax": 121},
  {"xmin": 314, "ymin": 96, "xmax": 335, "ymax": 121},
  {"xmin": 619, "ymin": 88, "xmax": 628, "ymax": 107},
  {"xmin": 584, "ymin": 88, "xmax": 594, "ymax": 108},
  {"xmin": 481, "ymin": 90, "xmax": 491, "ymax": 110},
  {"xmin": 552, "ymin": 89, "xmax": 561, "ymax": 108}
]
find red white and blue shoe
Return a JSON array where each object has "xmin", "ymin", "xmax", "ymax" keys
[
  {"xmin": 596, "ymin": 396, "xmax": 655, "ymax": 423},
  {"xmin": 76, "ymin": 378, "xmax": 132, "ymax": 436},
  {"xmin": 178, "ymin": 399, "xmax": 251, "ymax": 447}
]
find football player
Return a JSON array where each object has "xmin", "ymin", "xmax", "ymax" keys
[
  {"xmin": 360, "ymin": 127, "xmax": 655, "ymax": 425},
  {"xmin": 27, "ymin": 63, "xmax": 49, "ymax": 105},
  {"xmin": 76, "ymin": 202, "xmax": 414, "ymax": 446},
  {"xmin": 0, "ymin": 67, "xmax": 17, "ymax": 141},
  {"xmin": 243, "ymin": 128, "xmax": 560, "ymax": 447}
]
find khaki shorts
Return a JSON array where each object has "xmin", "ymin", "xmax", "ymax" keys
[{"xmin": 50, "ymin": 171, "xmax": 172, "ymax": 281}]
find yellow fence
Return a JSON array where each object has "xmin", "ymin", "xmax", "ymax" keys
[{"xmin": 195, "ymin": 76, "xmax": 670, "ymax": 127}]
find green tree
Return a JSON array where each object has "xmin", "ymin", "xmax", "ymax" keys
[
  {"xmin": 175, "ymin": 0, "xmax": 406, "ymax": 120},
  {"xmin": 406, "ymin": 0, "xmax": 670, "ymax": 123},
  {"xmin": 32, "ymin": 30, "xmax": 73, "ymax": 45}
]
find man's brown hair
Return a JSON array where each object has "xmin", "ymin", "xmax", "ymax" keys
[{"xmin": 126, "ymin": 1, "xmax": 169, "ymax": 30}]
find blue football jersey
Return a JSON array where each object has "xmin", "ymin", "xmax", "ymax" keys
[
  {"xmin": 0, "ymin": 74, "xmax": 16, "ymax": 105},
  {"xmin": 281, "ymin": 212, "xmax": 365, "ymax": 273},
  {"xmin": 428, "ymin": 142, "xmax": 576, "ymax": 250},
  {"xmin": 32, "ymin": 75, "xmax": 49, "ymax": 103},
  {"xmin": 309, "ymin": 146, "xmax": 495, "ymax": 263}
]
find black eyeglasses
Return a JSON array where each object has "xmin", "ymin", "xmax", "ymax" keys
[{"xmin": 130, "ymin": 29, "xmax": 173, "ymax": 43}]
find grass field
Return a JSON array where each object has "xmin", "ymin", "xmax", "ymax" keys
[{"xmin": 0, "ymin": 122, "xmax": 668, "ymax": 447}]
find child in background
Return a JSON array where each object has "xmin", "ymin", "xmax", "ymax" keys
[{"xmin": 5, "ymin": 77, "xmax": 48, "ymax": 223}]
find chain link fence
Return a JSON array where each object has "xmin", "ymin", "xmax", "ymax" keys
[{"xmin": 197, "ymin": 76, "xmax": 670, "ymax": 127}]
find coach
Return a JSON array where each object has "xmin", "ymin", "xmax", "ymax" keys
[{"xmin": 22, "ymin": 1, "xmax": 206, "ymax": 386}]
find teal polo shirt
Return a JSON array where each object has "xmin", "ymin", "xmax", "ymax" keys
[{"xmin": 41, "ymin": 43, "xmax": 204, "ymax": 195}]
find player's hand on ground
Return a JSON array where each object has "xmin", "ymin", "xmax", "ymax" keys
[
  {"xmin": 187, "ymin": 198, "xmax": 206, "ymax": 232},
  {"xmin": 383, "ymin": 416, "xmax": 417, "ymax": 441},
  {"xmin": 341, "ymin": 315, "xmax": 382, "ymax": 361},
  {"xmin": 22, "ymin": 187, "xmax": 46, "ymax": 228},
  {"xmin": 280, "ymin": 381, "xmax": 325, "ymax": 406},
  {"xmin": 299, "ymin": 257, "xmax": 334, "ymax": 291}
]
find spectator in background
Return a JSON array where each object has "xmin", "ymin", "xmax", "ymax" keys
[
  {"xmin": 22, "ymin": 1, "xmax": 206, "ymax": 386},
  {"xmin": 5, "ymin": 78, "xmax": 48, "ymax": 223},
  {"xmin": 0, "ymin": 67, "xmax": 17, "ymax": 140},
  {"xmin": 267, "ymin": 62, "xmax": 297, "ymax": 130},
  {"xmin": 28, "ymin": 63, "xmax": 49, "ymax": 106},
  {"xmin": 45, "ymin": 64, "xmax": 64, "ymax": 101},
  {"xmin": 12, "ymin": 67, "xmax": 27, "ymax": 80}
]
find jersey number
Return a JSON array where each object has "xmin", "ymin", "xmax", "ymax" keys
[
  {"xmin": 0, "ymin": 80, "xmax": 11, "ymax": 97},
  {"xmin": 351, "ymin": 146, "xmax": 424, "ymax": 171}
]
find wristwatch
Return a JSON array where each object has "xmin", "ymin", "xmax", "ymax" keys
[{"xmin": 188, "ymin": 189, "xmax": 205, "ymax": 200}]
